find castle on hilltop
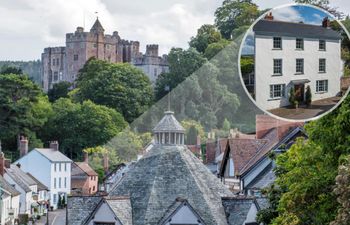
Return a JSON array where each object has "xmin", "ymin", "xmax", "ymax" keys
[{"xmin": 41, "ymin": 18, "xmax": 169, "ymax": 91}]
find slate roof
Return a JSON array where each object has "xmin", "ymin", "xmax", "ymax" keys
[
  {"xmin": 5, "ymin": 164, "xmax": 37, "ymax": 192},
  {"xmin": 0, "ymin": 175, "xmax": 21, "ymax": 196},
  {"xmin": 26, "ymin": 173, "xmax": 49, "ymax": 191},
  {"xmin": 109, "ymin": 145, "xmax": 233, "ymax": 225},
  {"xmin": 253, "ymin": 19, "xmax": 341, "ymax": 40},
  {"xmin": 33, "ymin": 148, "xmax": 72, "ymax": 162},
  {"xmin": 67, "ymin": 196, "xmax": 103, "ymax": 225},
  {"xmin": 90, "ymin": 18, "xmax": 105, "ymax": 33},
  {"xmin": 222, "ymin": 196, "xmax": 258, "ymax": 225},
  {"xmin": 246, "ymin": 163, "xmax": 276, "ymax": 190},
  {"xmin": 106, "ymin": 196, "xmax": 133, "ymax": 225},
  {"xmin": 75, "ymin": 162, "xmax": 98, "ymax": 176},
  {"xmin": 152, "ymin": 111, "xmax": 185, "ymax": 133}
]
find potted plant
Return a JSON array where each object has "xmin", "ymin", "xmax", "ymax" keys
[
  {"xmin": 305, "ymin": 85, "xmax": 312, "ymax": 106},
  {"xmin": 289, "ymin": 87, "xmax": 296, "ymax": 108}
]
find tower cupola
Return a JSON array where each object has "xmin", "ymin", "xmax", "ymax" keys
[{"xmin": 153, "ymin": 111, "xmax": 185, "ymax": 145}]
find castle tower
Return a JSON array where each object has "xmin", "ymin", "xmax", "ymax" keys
[
  {"xmin": 90, "ymin": 18, "xmax": 105, "ymax": 34},
  {"xmin": 152, "ymin": 111, "xmax": 185, "ymax": 145}
]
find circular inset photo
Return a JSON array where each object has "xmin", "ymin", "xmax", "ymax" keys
[{"xmin": 239, "ymin": 4, "xmax": 350, "ymax": 121}]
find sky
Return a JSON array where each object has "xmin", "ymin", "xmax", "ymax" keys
[{"xmin": 0, "ymin": 0, "xmax": 349, "ymax": 61}]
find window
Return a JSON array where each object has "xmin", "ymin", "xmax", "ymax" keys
[
  {"xmin": 53, "ymin": 72, "xmax": 59, "ymax": 81},
  {"xmin": 319, "ymin": 40, "xmax": 326, "ymax": 50},
  {"xmin": 54, "ymin": 163, "xmax": 57, "ymax": 172},
  {"xmin": 56, "ymin": 58, "xmax": 60, "ymax": 66},
  {"xmin": 54, "ymin": 178, "xmax": 56, "ymax": 189},
  {"xmin": 52, "ymin": 59, "xmax": 55, "ymax": 66},
  {"xmin": 64, "ymin": 177, "xmax": 67, "ymax": 188},
  {"xmin": 244, "ymin": 74, "xmax": 255, "ymax": 86},
  {"xmin": 53, "ymin": 194, "xmax": 57, "ymax": 204},
  {"xmin": 64, "ymin": 163, "xmax": 67, "ymax": 172},
  {"xmin": 273, "ymin": 37, "xmax": 282, "ymax": 49},
  {"xmin": 93, "ymin": 43, "xmax": 97, "ymax": 48},
  {"xmin": 316, "ymin": 80, "xmax": 328, "ymax": 92},
  {"xmin": 74, "ymin": 54, "xmax": 78, "ymax": 61},
  {"xmin": 296, "ymin": 59, "xmax": 304, "ymax": 74},
  {"xmin": 59, "ymin": 163, "xmax": 61, "ymax": 172},
  {"xmin": 296, "ymin": 38, "xmax": 304, "ymax": 50},
  {"xmin": 319, "ymin": 58, "xmax": 326, "ymax": 73},
  {"xmin": 59, "ymin": 177, "xmax": 61, "ymax": 188},
  {"xmin": 273, "ymin": 59, "xmax": 282, "ymax": 75},
  {"xmin": 270, "ymin": 84, "xmax": 286, "ymax": 99},
  {"xmin": 93, "ymin": 186, "xmax": 95, "ymax": 191}
]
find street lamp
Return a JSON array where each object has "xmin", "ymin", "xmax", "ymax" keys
[{"xmin": 46, "ymin": 200, "xmax": 50, "ymax": 225}]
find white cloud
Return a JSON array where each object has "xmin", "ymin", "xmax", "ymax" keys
[
  {"xmin": 0, "ymin": 0, "xmax": 220, "ymax": 60},
  {"xmin": 271, "ymin": 6, "xmax": 304, "ymax": 23}
]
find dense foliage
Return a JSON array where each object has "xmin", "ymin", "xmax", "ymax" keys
[
  {"xmin": 75, "ymin": 59, "xmax": 154, "ymax": 123},
  {"xmin": 40, "ymin": 98, "xmax": 127, "ymax": 159},
  {"xmin": 48, "ymin": 81, "xmax": 72, "ymax": 102}
]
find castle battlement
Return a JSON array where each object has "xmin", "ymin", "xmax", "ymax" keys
[{"xmin": 41, "ymin": 18, "xmax": 169, "ymax": 92}]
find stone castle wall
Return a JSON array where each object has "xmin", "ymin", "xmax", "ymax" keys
[{"xmin": 41, "ymin": 19, "xmax": 168, "ymax": 91}]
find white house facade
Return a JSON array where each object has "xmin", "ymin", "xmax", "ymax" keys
[
  {"xmin": 15, "ymin": 144, "xmax": 72, "ymax": 210},
  {"xmin": 253, "ymin": 16, "xmax": 342, "ymax": 110},
  {"xmin": 0, "ymin": 176, "xmax": 21, "ymax": 225}
]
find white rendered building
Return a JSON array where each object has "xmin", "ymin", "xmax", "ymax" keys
[
  {"xmin": 253, "ymin": 15, "xmax": 342, "ymax": 110},
  {"xmin": 15, "ymin": 142, "xmax": 72, "ymax": 210}
]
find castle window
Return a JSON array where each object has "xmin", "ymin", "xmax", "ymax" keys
[
  {"xmin": 74, "ymin": 54, "xmax": 79, "ymax": 61},
  {"xmin": 54, "ymin": 72, "xmax": 59, "ymax": 81},
  {"xmin": 93, "ymin": 43, "xmax": 97, "ymax": 48}
]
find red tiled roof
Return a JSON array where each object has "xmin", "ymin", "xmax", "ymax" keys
[
  {"xmin": 205, "ymin": 141, "xmax": 216, "ymax": 164},
  {"xmin": 76, "ymin": 162, "xmax": 98, "ymax": 176},
  {"xmin": 227, "ymin": 138, "xmax": 268, "ymax": 176}
]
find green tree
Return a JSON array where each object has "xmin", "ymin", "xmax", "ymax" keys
[
  {"xmin": 269, "ymin": 96, "xmax": 350, "ymax": 225},
  {"xmin": 48, "ymin": 81, "xmax": 72, "ymax": 102},
  {"xmin": 0, "ymin": 73, "xmax": 51, "ymax": 153},
  {"xmin": 189, "ymin": 24, "xmax": 222, "ymax": 53},
  {"xmin": 215, "ymin": 0, "xmax": 260, "ymax": 39},
  {"xmin": 105, "ymin": 129, "xmax": 143, "ymax": 162},
  {"xmin": 155, "ymin": 48, "xmax": 207, "ymax": 100},
  {"xmin": 203, "ymin": 39, "xmax": 231, "ymax": 59},
  {"xmin": 0, "ymin": 66, "xmax": 23, "ymax": 75},
  {"xmin": 331, "ymin": 156, "xmax": 350, "ymax": 225},
  {"xmin": 75, "ymin": 59, "xmax": 153, "ymax": 123},
  {"xmin": 41, "ymin": 98, "xmax": 126, "ymax": 159},
  {"xmin": 222, "ymin": 118, "xmax": 231, "ymax": 131},
  {"xmin": 240, "ymin": 56, "xmax": 254, "ymax": 75}
]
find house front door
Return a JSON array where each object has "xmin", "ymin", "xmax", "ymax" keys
[{"xmin": 294, "ymin": 84, "xmax": 304, "ymax": 102}]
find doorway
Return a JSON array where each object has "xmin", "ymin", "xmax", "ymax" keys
[{"xmin": 294, "ymin": 84, "xmax": 305, "ymax": 102}]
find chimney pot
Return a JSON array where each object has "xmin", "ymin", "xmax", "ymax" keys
[
  {"xmin": 103, "ymin": 153, "xmax": 109, "ymax": 173},
  {"xmin": 265, "ymin": 12, "xmax": 274, "ymax": 20},
  {"xmin": 322, "ymin": 17, "xmax": 330, "ymax": 28},
  {"xmin": 50, "ymin": 141, "xmax": 59, "ymax": 151}
]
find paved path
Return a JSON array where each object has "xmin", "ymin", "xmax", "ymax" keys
[
  {"xmin": 269, "ymin": 96, "xmax": 341, "ymax": 120},
  {"xmin": 36, "ymin": 209, "xmax": 66, "ymax": 225}
]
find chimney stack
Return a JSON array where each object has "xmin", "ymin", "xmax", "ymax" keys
[
  {"xmin": 84, "ymin": 152, "xmax": 89, "ymax": 163},
  {"xmin": 265, "ymin": 12, "xmax": 274, "ymax": 20},
  {"xmin": 19, "ymin": 136, "xmax": 29, "ymax": 157},
  {"xmin": 50, "ymin": 141, "xmax": 59, "ymax": 151},
  {"xmin": 103, "ymin": 153, "xmax": 109, "ymax": 173},
  {"xmin": 322, "ymin": 17, "xmax": 330, "ymax": 28}
]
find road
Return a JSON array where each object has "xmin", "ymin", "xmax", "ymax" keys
[{"xmin": 36, "ymin": 209, "xmax": 66, "ymax": 225}]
